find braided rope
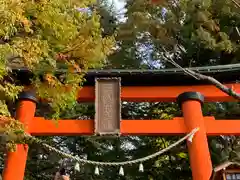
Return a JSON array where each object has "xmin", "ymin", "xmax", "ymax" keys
[{"xmin": 24, "ymin": 127, "xmax": 199, "ymax": 166}]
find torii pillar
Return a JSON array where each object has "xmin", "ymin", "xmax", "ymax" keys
[
  {"xmin": 3, "ymin": 91, "xmax": 37, "ymax": 180},
  {"xmin": 177, "ymin": 92, "xmax": 212, "ymax": 180}
]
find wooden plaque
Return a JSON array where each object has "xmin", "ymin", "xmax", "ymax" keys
[{"xmin": 95, "ymin": 78, "xmax": 121, "ymax": 135}]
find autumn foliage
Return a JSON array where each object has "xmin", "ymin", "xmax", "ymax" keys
[{"xmin": 0, "ymin": 0, "xmax": 115, "ymax": 118}]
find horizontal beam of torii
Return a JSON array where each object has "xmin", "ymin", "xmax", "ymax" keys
[{"xmin": 29, "ymin": 116, "xmax": 240, "ymax": 136}]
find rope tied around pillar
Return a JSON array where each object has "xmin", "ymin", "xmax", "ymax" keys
[
  {"xmin": 1, "ymin": 127, "xmax": 198, "ymax": 176},
  {"xmin": 0, "ymin": 126, "xmax": 199, "ymax": 177}
]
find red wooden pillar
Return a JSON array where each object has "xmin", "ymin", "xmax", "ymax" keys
[
  {"xmin": 177, "ymin": 92, "xmax": 212, "ymax": 180},
  {"xmin": 3, "ymin": 91, "xmax": 37, "ymax": 180}
]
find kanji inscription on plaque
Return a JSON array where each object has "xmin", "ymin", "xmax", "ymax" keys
[{"xmin": 95, "ymin": 78, "xmax": 121, "ymax": 135}]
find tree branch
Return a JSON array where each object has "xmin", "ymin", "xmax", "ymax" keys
[
  {"xmin": 162, "ymin": 49, "xmax": 240, "ymax": 100},
  {"xmin": 231, "ymin": 0, "xmax": 240, "ymax": 8},
  {"xmin": 185, "ymin": 68, "xmax": 240, "ymax": 100}
]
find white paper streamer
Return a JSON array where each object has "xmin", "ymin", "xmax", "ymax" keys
[
  {"xmin": 95, "ymin": 166, "xmax": 100, "ymax": 175},
  {"xmin": 74, "ymin": 162, "xmax": 80, "ymax": 172},
  {"xmin": 119, "ymin": 166, "xmax": 124, "ymax": 176},
  {"xmin": 139, "ymin": 163, "xmax": 144, "ymax": 172}
]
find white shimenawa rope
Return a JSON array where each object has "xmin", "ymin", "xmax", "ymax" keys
[{"xmin": 24, "ymin": 127, "xmax": 199, "ymax": 167}]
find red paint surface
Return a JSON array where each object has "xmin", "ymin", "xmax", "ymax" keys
[{"xmin": 3, "ymin": 100, "xmax": 36, "ymax": 180}]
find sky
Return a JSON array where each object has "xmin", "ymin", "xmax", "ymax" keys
[{"xmin": 111, "ymin": 0, "xmax": 125, "ymax": 10}]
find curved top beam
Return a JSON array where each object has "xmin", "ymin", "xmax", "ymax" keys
[{"xmin": 11, "ymin": 63, "xmax": 240, "ymax": 86}]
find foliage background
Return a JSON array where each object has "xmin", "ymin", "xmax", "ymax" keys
[{"xmin": 0, "ymin": 0, "xmax": 240, "ymax": 179}]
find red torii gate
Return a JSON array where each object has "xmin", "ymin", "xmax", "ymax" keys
[{"xmin": 2, "ymin": 68, "xmax": 240, "ymax": 180}]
